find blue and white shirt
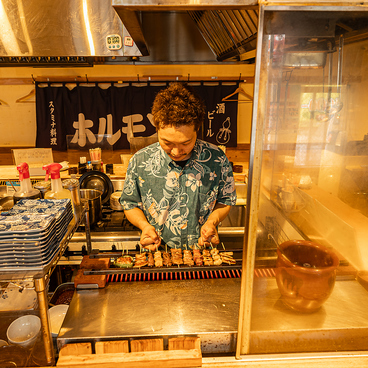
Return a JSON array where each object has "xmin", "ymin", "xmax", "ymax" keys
[{"xmin": 120, "ymin": 139, "xmax": 236, "ymax": 249}]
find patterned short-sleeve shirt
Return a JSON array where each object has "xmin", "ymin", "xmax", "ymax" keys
[{"xmin": 120, "ymin": 139, "xmax": 236, "ymax": 249}]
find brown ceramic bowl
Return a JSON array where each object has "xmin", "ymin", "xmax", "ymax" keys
[{"xmin": 275, "ymin": 240, "xmax": 339, "ymax": 313}]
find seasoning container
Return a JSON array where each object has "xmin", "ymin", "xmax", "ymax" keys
[
  {"xmin": 62, "ymin": 178, "xmax": 81, "ymax": 223},
  {"xmin": 42, "ymin": 163, "xmax": 74, "ymax": 226},
  {"xmin": 68, "ymin": 167, "xmax": 78, "ymax": 178},
  {"xmin": 78, "ymin": 157, "xmax": 87, "ymax": 175},
  {"xmin": 105, "ymin": 164, "xmax": 114, "ymax": 175},
  {"xmin": 91, "ymin": 161, "xmax": 101, "ymax": 171},
  {"xmin": 33, "ymin": 181, "xmax": 51, "ymax": 199},
  {"xmin": 233, "ymin": 165, "xmax": 243, "ymax": 173}
]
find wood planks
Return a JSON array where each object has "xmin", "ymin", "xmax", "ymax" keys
[{"xmin": 56, "ymin": 337, "xmax": 202, "ymax": 367}]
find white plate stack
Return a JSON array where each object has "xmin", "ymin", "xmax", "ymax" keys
[{"xmin": 0, "ymin": 199, "xmax": 73, "ymax": 269}]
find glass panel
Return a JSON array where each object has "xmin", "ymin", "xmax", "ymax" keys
[{"xmin": 251, "ymin": 7, "xmax": 368, "ymax": 354}]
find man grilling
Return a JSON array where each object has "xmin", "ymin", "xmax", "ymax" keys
[{"xmin": 120, "ymin": 82, "xmax": 236, "ymax": 250}]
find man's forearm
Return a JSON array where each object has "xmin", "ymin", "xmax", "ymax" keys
[
  {"xmin": 206, "ymin": 203, "xmax": 231, "ymax": 226},
  {"xmin": 124, "ymin": 207, "xmax": 150, "ymax": 230}
]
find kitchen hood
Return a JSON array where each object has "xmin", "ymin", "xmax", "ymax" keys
[
  {"xmin": 0, "ymin": 0, "xmax": 141, "ymax": 66},
  {"xmin": 112, "ymin": 1, "xmax": 259, "ymax": 63},
  {"xmin": 0, "ymin": 0, "xmax": 258, "ymax": 66}
]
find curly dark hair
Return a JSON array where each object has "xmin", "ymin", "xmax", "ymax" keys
[{"xmin": 151, "ymin": 82, "xmax": 206, "ymax": 132}]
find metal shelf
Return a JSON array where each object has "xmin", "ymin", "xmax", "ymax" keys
[{"xmin": 0, "ymin": 203, "xmax": 90, "ymax": 365}]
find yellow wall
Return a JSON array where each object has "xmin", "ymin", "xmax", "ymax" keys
[{"xmin": 0, "ymin": 64, "xmax": 254, "ymax": 147}]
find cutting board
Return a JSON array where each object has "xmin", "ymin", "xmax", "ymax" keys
[
  {"xmin": 79, "ymin": 255, "xmax": 110, "ymax": 270},
  {"xmin": 74, "ymin": 269, "xmax": 107, "ymax": 289}
]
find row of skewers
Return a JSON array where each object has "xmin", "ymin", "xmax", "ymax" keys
[{"xmin": 115, "ymin": 248, "xmax": 237, "ymax": 269}]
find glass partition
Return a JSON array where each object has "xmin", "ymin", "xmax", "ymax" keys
[{"xmin": 248, "ymin": 5, "xmax": 368, "ymax": 354}]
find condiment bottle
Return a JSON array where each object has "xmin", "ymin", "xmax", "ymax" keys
[
  {"xmin": 78, "ymin": 157, "xmax": 87, "ymax": 174},
  {"xmin": 42, "ymin": 163, "xmax": 72, "ymax": 200},
  {"xmin": 43, "ymin": 163, "xmax": 75, "ymax": 224},
  {"xmin": 13, "ymin": 162, "xmax": 41, "ymax": 204},
  {"xmin": 62, "ymin": 178, "xmax": 81, "ymax": 223}
]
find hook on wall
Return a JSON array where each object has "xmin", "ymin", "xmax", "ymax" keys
[
  {"xmin": 31, "ymin": 74, "xmax": 36, "ymax": 84},
  {"xmin": 85, "ymin": 74, "xmax": 89, "ymax": 83},
  {"xmin": 137, "ymin": 74, "xmax": 140, "ymax": 83}
]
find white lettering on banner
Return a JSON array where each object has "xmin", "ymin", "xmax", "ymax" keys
[
  {"xmin": 71, "ymin": 113, "xmax": 96, "ymax": 147},
  {"xmin": 207, "ymin": 111, "xmax": 214, "ymax": 137},
  {"xmin": 206, "ymin": 103, "xmax": 226, "ymax": 140},
  {"xmin": 98, "ymin": 114, "xmax": 121, "ymax": 145},
  {"xmin": 70, "ymin": 112, "xmax": 155, "ymax": 147},
  {"xmin": 216, "ymin": 103, "xmax": 225, "ymax": 114},
  {"xmin": 121, "ymin": 113, "xmax": 153, "ymax": 143},
  {"xmin": 49, "ymin": 101, "xmax": 57, "ymax": 146}
]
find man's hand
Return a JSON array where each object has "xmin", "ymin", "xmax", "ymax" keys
[
  {"xmin": 140, "ymin": 224, "xmax": 161, "ymax": 251},
  {"xmin": 198, "ymin": 203, "xmax": 231, "ymax": 247},
  {"xmin": 198, "ymin": 220, "xmax": 219, "ymax": 247}
]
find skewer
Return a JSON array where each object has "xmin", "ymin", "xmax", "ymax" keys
[{"xmin": 221, "ymin": 242, "xmax": 226, "ymax": 250}]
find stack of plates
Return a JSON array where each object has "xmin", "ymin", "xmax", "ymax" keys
[{"xmin": 0, "ymin": 199, "xmax": 73, "ymax": 269}]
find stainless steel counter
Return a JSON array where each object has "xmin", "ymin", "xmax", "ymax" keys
[
  {"xmin": 250, "ymin": 277, "xmax": 368, "ymax": 354},
  {"xmin": 58, "ymin": 278, "xmax": 241, "ymax": 354},
  {"xmin": 58, "ymin": 276, "xmax": 368, "ymax": 356}
]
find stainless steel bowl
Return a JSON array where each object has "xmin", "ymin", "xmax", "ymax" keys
[{"xmin": 110, "ymin": 191, "xmax": 124, "ymax": 211}]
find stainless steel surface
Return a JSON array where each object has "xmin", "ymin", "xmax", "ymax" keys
[
  {"xmin": 0, "ymin": 0, "xmax": 141, "ymax": 57},
  {"xmin": 250, "ymin": 277, "xmax": 368, "ymax": 353},
  {"xmin": 70, "ymin": 231, "xmax": 141, "ymax": 243},
  {"xmin": 62, "ymin": 178, "xmax": 81, "ymax": 223},
  {"xmin": 112, "ymin": 0, "xmax": 258, "ymax": 6},
  {"xmin": 188, "ymin": 9, "xmax": 258, "ymax": 61},
  {"xmin": 120, "ymin": 11, "xmax": 218, "ymax": 63},
  {"xmin": 58, "ymin": 278, "xmax": 240, "ymax": 353},
  {"xmin": 110, "ymin": 191, "xmax": 124, "ymax": 211},
  {"xmin": 113, "ymin": 0, "xmax": 259, "ymax": 62},
  {"xmin": 80, "ymin": 189, "xmax": 102, "ymax": 226}
]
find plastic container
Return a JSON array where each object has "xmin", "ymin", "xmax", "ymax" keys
[
  {"xmin": 43, "ymin": 163, "xmax": 75, "ymax": 225},
  {"xmin": 49, "ymin": 305, "xmax": 69, "ymax": 337},
  {"xmin": 13, "ymin": 163, "xmax": 41, "ymax": 204},
  {"xmin": 42, "ymin": 163, "xmax": 72, "ymax": 201}
]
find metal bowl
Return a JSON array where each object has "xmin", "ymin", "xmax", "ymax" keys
[
  {"xmin": 275, "ymin": 240, "xmax": 339, "ymax": 313},
  {"xmin": 110, "ymin": 191, "xmax": 124, "ymax": 211},
  {"xmin": 0, "ymin": 196, "xmax": 14, "ymax": 211}
]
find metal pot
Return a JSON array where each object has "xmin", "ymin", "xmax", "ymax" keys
[
  {"xmin": 80, "ymin": 189, "xmax": 102, "ymax": 225},
  {"xmin": 110, "ymin": 191, "xmax": 124, "ymax": 211}
]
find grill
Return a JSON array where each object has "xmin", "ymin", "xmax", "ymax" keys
[
  {"xmin": 106, "ymin": 268, "xmax": 242, "ymax": 282},
  {"xmin": 85, "ymin": 264, "xmax": 276, "ymax": 283},
  {"xmin": 84, "ymin": 248, "xmax": 244, "ymax": 282}
]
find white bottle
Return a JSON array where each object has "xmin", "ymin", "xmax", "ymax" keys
[
  {"xmin": 13, "ymin": 162, "xmax": 41, "ymax": 204},
  {"xmin": 43, "ymin": 163, "xmax": 75, "ymax": 226},
  {"xmin": 42, "ymin": 163, "xmax": 71, "ymax": 200}
]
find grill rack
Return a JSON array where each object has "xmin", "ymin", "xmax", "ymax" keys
[{"xmin": 105, "ymin": 267, "xmax": 242, "ymax": 282}]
